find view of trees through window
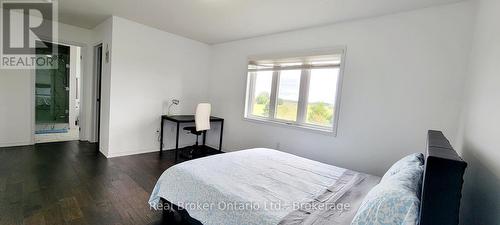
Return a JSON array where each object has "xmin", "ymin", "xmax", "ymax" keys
[
  {"xmin": 306, "ymin": 68, "xmax": 338, "ymax": 126},
  {"xmin": 247, "ymin": 52, "xmax": 343, "ymax": 131},
  {"xmin": 276, "ymin": 70, "xmax": 301, "ymax": 121},
  {"xmin": 251, "ymin": 71, "xmax": 272, "ymax": 117},
  {"xmin": 252, "ymin": 92, "xmax": 335, "ymax": 126}
]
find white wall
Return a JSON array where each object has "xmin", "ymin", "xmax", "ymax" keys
[
  {"xmin": 0, "ymin": 19, "xmax": 93, "ymax": 147},
  {"xmin": 0, "ymin": 70, "xmax": 32, "ymax": 146},
  {"xmin": 103, "ymin": 17, "xmax": 211, "ymax": 157},
  {"xmin": 456, "ymin": 0, "xmax": 500, "ymax": 224},
  {"xmin": 207, "ymin": 2, "xmax": 475, "ymax": 176}
]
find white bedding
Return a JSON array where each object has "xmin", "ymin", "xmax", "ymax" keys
[{"xmin": 149, "ymin": 148, "xmax": 380, "ymax": 225}]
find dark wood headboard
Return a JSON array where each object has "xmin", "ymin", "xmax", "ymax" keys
[{"xmin": 419, "ymin": 130, "xmax": 467, "ymax": 225}]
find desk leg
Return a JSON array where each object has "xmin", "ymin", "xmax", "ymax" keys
[
  {"xmin": 160, "ymin": 118, "xmax": 164, "ymax": 155},
  {"xmin": 202, "ymin": 130, "xmax": 206, "ymax": 146},
  {"xmin": 219, "ymin": 120, "xmax": 224, "ymax": 152},
  {"xmin": 175, "ymin": 122, "xmax": 180, "ymax": 162}
]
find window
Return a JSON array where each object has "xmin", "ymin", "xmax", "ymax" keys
[{"xmin": 244, "ymin": 50, "xmax": 344, "ymax": 134}]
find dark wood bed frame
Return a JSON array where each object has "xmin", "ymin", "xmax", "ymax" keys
[{"xmin": 159, "ymin": 130, "xmax": 467, "ymax": 225}]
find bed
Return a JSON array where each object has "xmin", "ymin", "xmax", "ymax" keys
[{"xmin": 149, "ymin": 130, "xmax": 467, "ymax": 225}]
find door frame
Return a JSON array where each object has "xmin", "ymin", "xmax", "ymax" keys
[
  {"xmin": 93, "ymin": 44, "xmax": 103, "ymax": 149},
  {"xmin": 31, "ymin": 38, "xmax": 88, "ymax": 144}
]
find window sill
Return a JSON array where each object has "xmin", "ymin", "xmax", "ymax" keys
[{"xmin": 242, "ymin": 116, "xmax": 337, "ymax": 136}]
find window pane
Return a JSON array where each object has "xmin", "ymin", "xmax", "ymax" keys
[
  {"xmin": 276, "ymin": 70, "xmax": 301, "ymax": 121},
  {"xmin": 251, "ymin": 71, "xmax": 273, "ymax": 117},
  {"xmin": 306, "ymin": 68, "xmax": 339, "ymax": 127}
]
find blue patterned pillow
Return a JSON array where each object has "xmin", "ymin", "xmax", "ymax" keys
[
  {"xmin": 350, "ymin": 183, "xmax": 420, "ymax": 225},
  {"xmin": 382, "ymin": 153, "xmax": 424, "ymax": 181},
  {"xmin": 351, "ymin": 153, "xmax": 424, "ymax": 225},
  {"xmin": 381, "ymin": 153, "xmax": 424, "ymax": 195}
]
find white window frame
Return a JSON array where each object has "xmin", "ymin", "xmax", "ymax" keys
[{"xmin": 243, "ymin": 48, "xmax": 346, "ymax": 135}]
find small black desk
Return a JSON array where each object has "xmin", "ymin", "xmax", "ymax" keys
[{"xmin": 160, "ymin": 115, "xmax": 224, "ymax": 162}]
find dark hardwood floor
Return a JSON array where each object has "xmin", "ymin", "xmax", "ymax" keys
[{"xmin": 0, "ymin": 141, "xmax": 182, "ymax": 225}]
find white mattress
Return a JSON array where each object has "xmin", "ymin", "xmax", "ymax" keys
[{"xmin": 149, "ymin": 148, "xmax": 380, "ymax": 225}]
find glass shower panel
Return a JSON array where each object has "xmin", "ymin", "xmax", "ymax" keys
[{"xmin": 35, "ymin": 42, "xmax": 70, "ymax": 134}]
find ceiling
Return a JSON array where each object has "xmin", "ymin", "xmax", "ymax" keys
[{"xmin": 57, "ymin": 0, "xmax": 464, "ymax": 44}]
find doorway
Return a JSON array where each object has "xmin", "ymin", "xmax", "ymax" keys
[
  {"xmin": 34, "ymin": 41, "xmax": 82, "ymax": 143},
  {"xmin": 94, "ymin": 44, "xmax": 103, "ymax": 149}
]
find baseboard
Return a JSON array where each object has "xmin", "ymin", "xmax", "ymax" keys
[
  {"xmin": 0, "ymin": 141, "xmax": 33, "ymax": 148},
  {"xmin": 106, "ymin": 148, "xmax": 159, "ymax": 158}
]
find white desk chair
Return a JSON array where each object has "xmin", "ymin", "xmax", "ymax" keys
[{"xmin": 183, "ymin": 103, "xmax": 211, "ymax": 149}]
